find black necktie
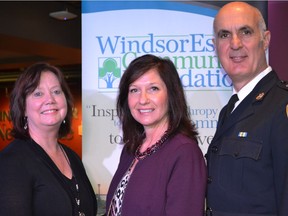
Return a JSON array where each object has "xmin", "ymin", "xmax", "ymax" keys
[
  {"xmin": 225, "ymin": 94, "xmax": 239, "ymax": 118},
  {"xmin": 220, "ymin": 94, "xmax": 239, "ymax": 126}
]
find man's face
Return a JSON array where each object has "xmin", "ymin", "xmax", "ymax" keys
[{"xmin": 213, "ymin": 3, "xmax": 270, "ymax": 89}]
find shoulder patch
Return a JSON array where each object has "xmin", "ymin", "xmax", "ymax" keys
[{"xmin": 277, "ymin": 80, "xmax": 288, "ymax": 91}]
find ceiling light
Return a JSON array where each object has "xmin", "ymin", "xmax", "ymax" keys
[{"xmin": 49, "ymin": 9, "xmax": 77, "ymax": 21}]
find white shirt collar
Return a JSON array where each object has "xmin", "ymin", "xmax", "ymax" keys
[{"xmin": 233, "ymin": 66, "xmax": 272, "ymax": 109}]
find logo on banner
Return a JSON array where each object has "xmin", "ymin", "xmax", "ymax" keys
[
  {"xmin": 98, "ymin": 57, "xmax": 121, "ymax": 89},
  {"xmin": 95, "ymin": 33, "xmax": 232, "ymax": 91}
]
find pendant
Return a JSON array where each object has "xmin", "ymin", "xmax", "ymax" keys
[{"xmin": 79, "ymin": 212, "xmax": 85, "ymax": 216}]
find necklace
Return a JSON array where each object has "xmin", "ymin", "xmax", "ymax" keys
[
  {"xmin": 135, "ymin": 130, "xmax": 170, "ymax": 160},
  {"xmin": 60, "ymin": 145, "xmax": 85, "ymax": 216}
]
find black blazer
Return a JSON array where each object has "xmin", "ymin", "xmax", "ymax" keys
[
  {"xmin": 206, "ymin": 71, "xmax": 288, "ymax": 216},
  {"xmin": 0, "ymin": 139, "xmax": 97, "ymax": 216}
]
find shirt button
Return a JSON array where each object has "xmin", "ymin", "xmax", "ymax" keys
[
  {"xmin": 207, "ymin": 176, "xmax": 212, "ymax": 183},
  {"xmin": 234, "ymin": 152, "xmax": 239, "ymax": 157}
]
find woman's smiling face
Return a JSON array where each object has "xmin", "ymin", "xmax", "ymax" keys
[
  {"xmin": 128, "ymin": 68, "xmax": 169, "ymax": 130},
  {"xmin": 25, "ymin": 71, "xmax": 67, "ymax": 132}
]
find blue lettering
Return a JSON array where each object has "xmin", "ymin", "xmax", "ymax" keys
[
  {"xmin": 96, "ymin": 36, "xmax": 121, "ymax": 54},
  {"xmin": 190, "ymin": 34, "xmax": 205, "ymax": 52}
]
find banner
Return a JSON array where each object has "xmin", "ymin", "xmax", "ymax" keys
[{"xmin": 82, "ymin": 1, "xmax": 232, "ymax": 213}]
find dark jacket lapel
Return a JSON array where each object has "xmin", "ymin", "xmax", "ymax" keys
[{"xmin": 212, "ymin": 71, "xmax": 279, "ymax": 143}]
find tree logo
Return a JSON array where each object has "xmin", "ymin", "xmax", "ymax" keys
[{"xmin": 98, "ymin": 57, "xmax": 121, "ymax": 89}]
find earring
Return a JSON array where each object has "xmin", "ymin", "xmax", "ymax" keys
[
  {"xmin": 24, "ymin": 117, "xmax": 28, "ymax": 130},
  {"xmin": 63, "ymin": 119, "xmax": 66, "ymax": 124}
]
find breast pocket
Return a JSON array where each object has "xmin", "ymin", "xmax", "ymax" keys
[
  {"xmin": 217, "ymin": 138, "xmax": 263, "ymax": 193},
  {"xmin": 219, "ymin": 138, "xmax": 262, "ymax": 160}
]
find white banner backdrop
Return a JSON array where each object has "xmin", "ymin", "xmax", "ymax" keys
[{"xmin": 82, "ymin": 1, "xmax": 232, "ymax": 212}]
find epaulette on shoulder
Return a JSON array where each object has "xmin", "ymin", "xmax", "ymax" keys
[{"xmin": 277, "ymin": 80, "xmax": 288, "ymax": 91}]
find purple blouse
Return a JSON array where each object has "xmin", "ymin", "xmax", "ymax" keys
[{"xmin": 106, "ymin": 133, "xmax": 207, "ymax": 216}]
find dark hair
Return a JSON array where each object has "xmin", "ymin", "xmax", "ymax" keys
[
  {"xmin": 117, "ymin": 54, "xmax": 198, "ymax": 154},
  {"xmin": 10, "ymin": 62, "xmax": 73, "ymax": 139}
]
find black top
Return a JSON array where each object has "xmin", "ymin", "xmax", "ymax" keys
[{"xmin": 0, "ymin": 139, "xmax": 97, "ymax": 216}]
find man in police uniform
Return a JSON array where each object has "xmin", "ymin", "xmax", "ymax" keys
[{"xmin": 206, "ymin": 2, "xmax": 288, "ymax": 216}]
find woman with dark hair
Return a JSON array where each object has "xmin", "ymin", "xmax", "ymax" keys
[
  {"xmin": 0, "ymin": 63, "xmax": 97, "ymax": 216},
  {"xmin": 106, "ymin": 54, "xmax": 207, "ymax": 216}
]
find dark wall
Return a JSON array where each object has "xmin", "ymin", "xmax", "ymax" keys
[
  {"xmin": 268, "ymin": 1, "xmax": 288, "ymax": 81},
  {"xmin": 0, "ymin": 1, "xmax": 80, "ymax": 48}
]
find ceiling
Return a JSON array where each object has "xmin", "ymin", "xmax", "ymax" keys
[{"xmin": 0, "ymin": 1, "xmax": 81, "ymax": 84}]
